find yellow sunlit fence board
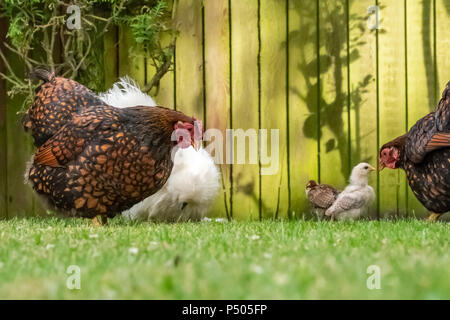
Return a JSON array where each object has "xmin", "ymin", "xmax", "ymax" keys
[
  {"xmin": 288, "ymin": 0, "xmax": 320, "ymax": 218},
  {"xmin": 378, "ymin": 0, "xmax": 408, "ymax": 217},
  {"xmin": 230, "ymin": 0, "xmax": 260, "ymax": 220},
  {"xmin": 173, "ymin": 0, "xmax": 204, "ymax": 119},
  {"xmin": 405, "ymin": 0, "xmax": 435, "ymax": 216},
  {"xmin": 318, "ymin": 0, "xmax": 350, "ymax": 190},
  {"xmin": 204, "ymin": 0, "xmax": 231, "ymax": 219},
  {"xmin": 436, "ymin": 0, "xmax": 450, "ymax": 97},
  {"xmin": 260, "ymin": 0, "xmax": 289, "ymax": 219},
  {"xmin": 349, "ymin": 0, "xmax": 378, "ymax": 218}
]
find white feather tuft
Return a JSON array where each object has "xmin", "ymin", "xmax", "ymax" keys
[
  {"xmin": 99, "ymin": 77, "xmax": 220, "ymax": 222},
  {"xmin": 99, "ymin": 76, "xmax": 157, "ymax": 108}
]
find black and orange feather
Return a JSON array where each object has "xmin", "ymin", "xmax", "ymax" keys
[{"xmin": 23, "ymin": 69, "xmax": 108, "ymax": 147}]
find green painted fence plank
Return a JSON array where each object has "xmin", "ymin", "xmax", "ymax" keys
[
  {"xmin": 204, "ymin": 0, "xmax": 232, "ymax": 219},
  {"xmin": 0, "ymin": 17, "xmax": 7, "ymax": 218},
  {"xmin": 5, "ymin": 51, "xmax": 35, "ymax": 217},
  {"xmin": 288, "ymin": 0, "xmax": 319, "ymax": 218},
  {"xmin": 349, "ymin": 0, "xmax": 378, "ymax": 218},
  {"xmin": 152, "ymin": 66, "xmax": 175, "ymax": 109},
  {"xmin": 378, "ymin": 0, "xmax": 408, "ymax": 217},
  {"xmin": 318, "ymin": 0, "xmax": 350, "ymax": 189},
  {"xmin": 260, "ymin": 0, "xmax": 289, "ymax": 219},
  {"xmin": 29, "ymin": 32, "xmax": 49, "ymax": 217},
  {"xmin": 117, "ymin": 26, "xmax": 143, "ymax": 87},
  {"xmin": 118, "ymin": 26, "xmax": 131, "ymax": 80},
  {"xmin": 436, "ymin": 0, "xmax": 450, "ymax": 93},
  {"xmin": 152, "ymin": 2, "xmax": 175, "ymax": 109},
  {"xmin": 230, "ymin": 0, "xmax": 259, "ymax": 220},
  {"xmin": 152, "ymin": 33, "xmax": 175, "ymax": 109},
  {"xmin": 118, "ymin": 26, "xmax": 145, "ymax": 88},
  {"xmin": 405, "ymin": 0, "xmax": 435, "ymax": 217},
  {"xmin": 104, "ymin": 26, "xmax": 118, "ymax": 90}
]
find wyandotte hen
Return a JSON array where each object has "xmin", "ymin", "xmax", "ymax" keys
[
  {"xmin": 379, "ymin": 82, "xmax": 450, "ymax": 221},
  {"xmin": 24, "ymin": 70, "xmax": 200, "ymax": 223},
  {"xmin": 306, "ymin": 180, "xmax": 340, "ymax": 219},
  {"xmin": 325, "ymin": 163, "xmax": 376, "ymax": 221}
]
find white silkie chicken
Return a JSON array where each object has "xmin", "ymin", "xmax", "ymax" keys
[
  {"xmin": 325, "ymin": 163, "xmax": 376, "ymax": 221},
  {"xmin": 99, "ymin": 77, "xmax": 220, "ymax": 222}
]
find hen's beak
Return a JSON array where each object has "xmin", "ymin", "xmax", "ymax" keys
[
  {"xmin": 378, "ymin": 161, "xmax": 385, "ymax": 171},
  {"xmin": 193, "ymin": 139, "xmax": 202, "ymax": 151},
  {"xmin": 368, "ymin": 165, "xmax": 376, "ymax": 172}
]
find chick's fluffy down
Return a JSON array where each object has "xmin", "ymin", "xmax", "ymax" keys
[{"xmin": 99, "ymin": 77, "xmax": 220, "ymax": 222}]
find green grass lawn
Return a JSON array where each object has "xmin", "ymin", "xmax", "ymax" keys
[{"xmin": 0, "ymin": 217, "xmax": 448, "ymax": 299}]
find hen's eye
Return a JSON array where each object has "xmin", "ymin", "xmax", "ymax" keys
[{"xmin": 364, "ymin": 166, "xmax": 368, "ymax": 169}]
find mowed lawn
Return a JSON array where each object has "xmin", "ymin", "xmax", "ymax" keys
[{"xmin": 0, "ymin": 217, "xmax": 448, "ymax": 299}]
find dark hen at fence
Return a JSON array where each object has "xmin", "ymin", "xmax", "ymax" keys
[{"xmin": 379, "ymin": 82, "xmax": 450, "ymax": 221}]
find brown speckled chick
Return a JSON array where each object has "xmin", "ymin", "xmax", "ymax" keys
[
  {"xmin": 23, "ymin": 69, "xmax": 108, "ymax": 147},
  {"xmin": 305, "ymin": 180, "xmax": 341, "ymax": 219},
  {"xmin": 24, "ymin": 72, "xmax": 200, "ymax": 220}
]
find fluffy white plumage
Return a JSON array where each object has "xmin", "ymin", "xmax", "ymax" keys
[
  {"xmin": 325, "ymin": 163, "xmax": 375, "ymax": 221},
  {"xmin": 99, "ymin": 76, "xmax": 157, "ymax": 107},
  {"xmin": 99, "ymin": 77, "xmax": 220, "ymax": 222}
]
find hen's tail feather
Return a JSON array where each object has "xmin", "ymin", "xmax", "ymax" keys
[
  {"xmin": 28, "ymin": 68, "xmax": 55, "ymax": 83},
  {"xmin": 444, "ymin": 82, "xmax": 450, "ymax": 97},
  {"xmin": 435, "ymin": 82, "xmax": 450, "ymax": 131},
  {"xmin": 441, "ymin": 81, "xmax": 450, "ymax": 103}
]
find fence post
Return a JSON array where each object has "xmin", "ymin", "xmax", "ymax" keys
[{"xmin": 0, "ymin": 17, "xmax": 8, "ymax": 218}]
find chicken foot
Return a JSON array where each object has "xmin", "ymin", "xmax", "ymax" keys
[
  {"xmin": 425, "ymin": 212, "xmax": 441, "ymax": 222},
  {"xmin": 91, "ymin": 215, "xmax": 108, "ymax": 227}
]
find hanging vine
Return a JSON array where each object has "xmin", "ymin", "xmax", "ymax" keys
[{"xmin": 0, "ymin": 0, "xmax": 175, "ymax": 110}]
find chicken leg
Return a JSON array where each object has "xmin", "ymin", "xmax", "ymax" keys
[
  {"xmin": 425, "ymin": 212, "xmax": 441, "ymax": 222},
  {"xmin": 91, "ymin": 215, "xmax": 108, "ymax": 227}
]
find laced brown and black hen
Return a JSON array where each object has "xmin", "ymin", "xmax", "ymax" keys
[
  {"xmin": 24, "ymin": 70, "xmax": 200, "ymax": 222},
  {"xmin": 379, "ymin": 82, "xmax": 450, "ymax": 221}
]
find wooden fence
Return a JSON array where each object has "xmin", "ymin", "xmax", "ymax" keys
[{"xmin": 1, "ymin": 0, "xmax": 450, "ymax": 219}]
